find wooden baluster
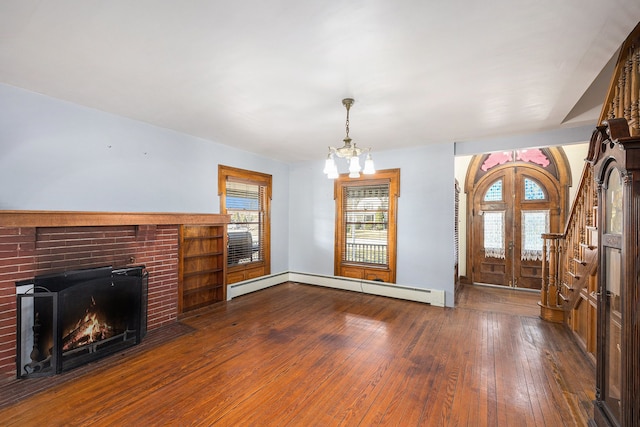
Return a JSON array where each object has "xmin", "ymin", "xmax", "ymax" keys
[
  {"xmin": 631, "ymin": 50, "xmax": 639, "ymax": 135},
  {"xmin": 624, "ymin": 56, "xmax": 632, "ymax": 123},
  {"xmin": 614, "ymin": 78, "xmax": 622, "ymax": 118},
  {"xmin": 541, "ymin": 236, "xmax": 549, "ymax": 306}
]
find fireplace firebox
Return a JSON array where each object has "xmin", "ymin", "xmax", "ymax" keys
[{"xmin": 16, "ymin": 265, "xmax": 148, "ymax": 378}]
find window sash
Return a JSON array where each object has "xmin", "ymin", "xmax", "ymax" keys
[
  {"xmin": 342, "ymin": 183, "xmax": 389, "ymax": 265},
  {"xmin": 226, "ymin": 179, "xmax": 266, "ymax": 266}
]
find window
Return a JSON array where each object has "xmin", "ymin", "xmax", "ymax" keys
[
  {"xmin": 335, "ymin": 169, "xmax": 400, "ymax": 283},
  {"xmin": 484, "ymin": 179, "xmax": 503, "ymax": 201},
  {"xmin": 521, "ymin": 209, "xmax": 549, "ymax": 260},
  {"xmin": 343, "ymin": 184, "xmax": 389, "ymax": 265},
  {"xmin": 523, "ymin": 178, "xmax": 546, "ymax": 200},
  {"xmin": 218, "ymin": 166, "xmax": 271, "ymax": 280},
  {"xmin": 483, "ymin": 211, "xmax": 505, "ymax": 259}
]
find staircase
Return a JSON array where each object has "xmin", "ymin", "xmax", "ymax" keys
[
  {"xmin": 539, "ymin": 162, "xmax": 598, "ymax": 328},
  {"xmin": 538, "ymin": 23, "xmax": 640, "ymax": 360}
]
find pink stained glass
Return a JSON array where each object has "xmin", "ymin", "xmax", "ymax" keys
[
  {"xmin": 481, "ymin": 152, "xmax": 512, "ymax": 171},
  {"xmin": 516, "ymin": 149, "xmax": 549, "ymax": 167}
]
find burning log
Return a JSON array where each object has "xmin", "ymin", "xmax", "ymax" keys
[{"xmin": 62, "ymin": 297, "xmax": 114, "ymax": 352}]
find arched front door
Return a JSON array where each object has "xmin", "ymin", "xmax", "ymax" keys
[{"xmin": 465, "ymin": 148, "xmax": 570, "ymax": 289}]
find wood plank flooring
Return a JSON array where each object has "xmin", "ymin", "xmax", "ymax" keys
[{"xmin": 0, "ymin": 282, "xmax": 595, "ymax": 426}]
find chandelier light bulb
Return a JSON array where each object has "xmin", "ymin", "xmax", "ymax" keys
[
  {"xmin": 327, "ymin": 163, "xmax": 339, "ymax": 179},
  {"xmin": 323, "ymin": 152, "xmax": 336, "ymax": 175},
  {"xmin": 349, "ymin": 155, "xmax": 361, "ymax": 173},
  {"xmin": 363, "ymin": 152, "xmax": 376, "ymax": 175}
]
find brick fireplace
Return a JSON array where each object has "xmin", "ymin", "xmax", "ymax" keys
[{"xmin": 0, "ymin": 211, "xmax": 228, "ymax": 383}]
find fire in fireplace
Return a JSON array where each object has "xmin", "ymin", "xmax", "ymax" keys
[{"xmin": 16, "ymin": 266, "xmax": 148, "ymax": 378}]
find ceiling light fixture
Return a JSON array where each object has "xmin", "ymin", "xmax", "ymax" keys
[{"xmin": 323, "ymin": 98, "xmax": 375, "ymax": 179}]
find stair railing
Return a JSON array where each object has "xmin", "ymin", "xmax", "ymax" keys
[{"xmin": 539, "ymin": 162, "xmax": 597, "ymax": 322}]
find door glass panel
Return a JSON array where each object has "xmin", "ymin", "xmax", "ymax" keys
[
  {"xmin": 605, "ymin": 168, "xmax": 623, "ymax": 234},
  {"xmin": 483, "ymin": 211, "xmax": 505, "ymax": 258},
  {"xmin": 521, "ymin": 210, "xmax": 549, "ymax": 261},
  {"xmin": 523, "ymin": 178, "xmax": 546, "ymax": 200},
  {"xmin": 484, "ymin": 179, "xmax": 503, "ymax": 201},
  {"xmin": 604, "ymin": 247, "xmax": 622, "ymax": 420}
]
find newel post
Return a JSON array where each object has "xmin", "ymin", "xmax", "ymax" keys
[{"xmin": 539, "ymin": 233, "xmax": 564, "ymax": 323}]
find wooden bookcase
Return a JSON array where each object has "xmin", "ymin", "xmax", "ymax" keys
[{"xmin": 178, "ymin": 225, "xmax": 228, "ymax": 313}]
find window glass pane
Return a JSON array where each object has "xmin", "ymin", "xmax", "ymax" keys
[
  {"xmin": 226, "ymin": 180, "xmax": 263, "ymax": 265},
  {"xmin": 343, "ymin": 184, "xmax": 389, "ymax": 265},
  {"xmin": 605, "ymin": 168, "xmax": 623, "ymax": 234},
  {"xmin": 521, "ymin": 210, "xmax": 549, "ymax": 260},
  {"xmin": 604, "ymin": 247, "xmax": 621, "ymax": 420},
  {"xmin": 484, "ymin": 180, "xmax": 503, "ymax": 201},
  {"xmin": 483, "ymin": 211, "xmax": 505, "ymax": 258},
  {"xmin": 524, "ymin": 178, "xmax": 546, "ymax": 200}
]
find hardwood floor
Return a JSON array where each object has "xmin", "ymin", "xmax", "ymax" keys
[{"xmin": 0, "ymin": 282, "xmax": 595, "ymax": 426}]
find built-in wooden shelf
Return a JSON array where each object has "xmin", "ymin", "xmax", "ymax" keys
[{"xmin": 178, "ymin": 225, "xmax": 228, "ymax": 313}]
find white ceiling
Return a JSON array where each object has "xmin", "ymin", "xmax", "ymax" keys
[{"xmin": 1, "ymin": 1, "xmax": 639, "ymax": 162}]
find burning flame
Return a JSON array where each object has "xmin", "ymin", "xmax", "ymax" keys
[{"xmin": 62, "ymin": 296, "xmax": 114, "ymax": 352}]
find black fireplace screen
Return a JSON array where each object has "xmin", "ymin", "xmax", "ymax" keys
[{"xmin": 16, "ymin": 265, "xmax": 148, "ymax": 378}]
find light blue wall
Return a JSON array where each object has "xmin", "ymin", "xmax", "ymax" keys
[
  {"xmin": 2, "ymin": 83, "xmax": 598, "ymax": 308},
  {"xmin": 0, "ymin": 83, "xmax": 290, "ymax": 274},
  {"xmin": 290, "ymin": 143, "xmax": 456, "ymax": 306}
]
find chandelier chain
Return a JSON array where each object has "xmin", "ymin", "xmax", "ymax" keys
[{"xmin": 345, "ymin": 106, "xmax": 350, "ymax": 139}]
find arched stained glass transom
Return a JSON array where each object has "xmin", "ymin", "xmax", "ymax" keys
[
  {"xmin": 484, "ymin": 179, "xmax": 503, "ymax": 201},
  {"xmin": 524, "ymin": 178, "xmax": 546, "ymax": 200}
]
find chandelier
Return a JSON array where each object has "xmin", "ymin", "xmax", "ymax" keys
[{"xmin": 323, "ymin": 98, "xmax": 375, "ymax": 179}]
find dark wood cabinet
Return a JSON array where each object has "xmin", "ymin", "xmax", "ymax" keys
[{"xmin": 589, "ymin": 119, "xmax": 640, "ymax": 427}]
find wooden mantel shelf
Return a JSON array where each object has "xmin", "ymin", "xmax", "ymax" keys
[{"xmin": 0, "ymin": 210, "xmax": 230, "ymax": 227}]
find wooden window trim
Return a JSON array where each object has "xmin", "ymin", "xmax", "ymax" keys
[
  {"xmin": 218, "ymin": 165, "xmax": 272, "ymax": 278},
  {"xmin": 334, "ymin": 168, "xmax": 400, "ymax": 283}
]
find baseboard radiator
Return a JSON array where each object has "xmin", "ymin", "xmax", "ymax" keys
[{"xmin": 227, "ymin": 271, "xmax": 446, "ymax": 307}]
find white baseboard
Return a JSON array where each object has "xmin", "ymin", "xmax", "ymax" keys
[
  {"xmin": 227, "ymin": 271, "xmax": 446, "ymax": 307},
  {"xmin": 226, "ymin": 272, "xmax": 290, "ymax": 300}
]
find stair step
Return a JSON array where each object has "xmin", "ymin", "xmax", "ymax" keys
[
  {"xmin": 572, "ymin": 257, "xmax": 587, "ymax": 266},
  {"xmin": 568, "ymin": 271, "xmax": 580, "ymax": 280},
  {"xmin": 585, "ymin": 225, "xmax": 597, "ymax": 231},
  {"xmin": 562, "ymin": 282, "xmax": 576, "ymax": 292},
  {"xmin": 558, "ymin": 293, "xmax": 570, "ymax": 302},
  {"xmin": 580, "ymin": 242, "xmax": 597, "ymax": 250}
]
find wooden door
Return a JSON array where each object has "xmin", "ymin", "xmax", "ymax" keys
[{"xmin": 471, "ymin": 165, "xmax": 561, "ymax": 289}]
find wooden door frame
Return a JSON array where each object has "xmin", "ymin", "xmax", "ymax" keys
[{"xmin": 464, "ymin": 147, "xmax": 571, "ymax": 287}]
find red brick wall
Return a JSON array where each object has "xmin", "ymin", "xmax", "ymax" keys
[{"xmin": 0, "ymin": 224, "xmax": 179, "ymax": 382}]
